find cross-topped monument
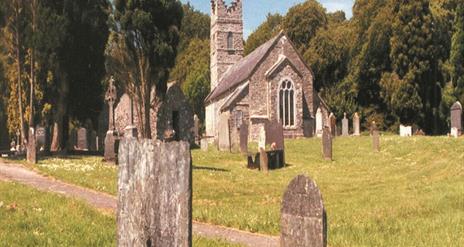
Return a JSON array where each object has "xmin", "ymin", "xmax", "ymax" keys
[
  {"xmin": 105, "ymin": 76, "xmax": 117, "ymax": 131},
  {"xmin": 104, "ymin": 77, "xmax": 118, "ymax": 162}
]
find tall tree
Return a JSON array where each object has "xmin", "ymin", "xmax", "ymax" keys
[
  {"xmin": 450, "ymin": 3, "xmax": 464, "ymax": 103},
  {"xmin": 245, "ymin": 13, "xmax": 282, "ymax": 55},
  {"xmin": 107, "ymin": 0, "xmax": 183, "ymax": 138}
]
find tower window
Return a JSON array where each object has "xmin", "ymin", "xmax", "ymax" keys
[
  {"xmin": 279, "ymin": 79, "xmax": 296, "ymax": 127},
  {"xmin": 227, "ymin": 32, "xmax": 233, "ymax": 50}
]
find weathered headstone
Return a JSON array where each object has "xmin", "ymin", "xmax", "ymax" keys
[
  {"xmin": 399, "ymin": 125, "xmax": 412, "ymax": 137},
  {"xmin": 218, "ymin": 112, "xmax": 231, "ymax": 151},
  {"xmin": 342, "ymin": 113, "xmax": 349, "ymax": 136},
  {"xmin": 258, "ymin": 126, "xmax": 266, "ymax": 150},
  {"xmin": 450, "ymin": 101, "xmax": 462, "ymax": 137},
  {"xmin": 77, "ymin": 128, "xmax": 88, "ymax": 151},
  {"xmin": 315, "ymin": 108, "xmax": 323, "ymax": 138},
  {"xmin": 353, "ymin": 112, "xmax": 360, "ymax": 136},
  {"xmin": 239, "ymin": 123, "xmax": 249, "ymax": 154},
  {"xmin": 322, "ymin": 126, "xmax": 332, "ymax": 161},
  {"xmin": 193, "ymin": 114, "xmax": 200, "ymax": 145},
  {"xmin": 105, "ymin": 77, "xmax": 118, "ymax": 161},
  {"xmin": 27, "ymin": 127, "xmax": 37, "ymax": 164},
  {"xmin": 329, "ymin": 113, "xmax": 337, "ymax": 137},
  {"xmin": 118, "ymin": 139, "xmax": 192, "ymax": 246},
  {"xmin": 372, "ymin": 122, "xmax": 380, "ymax": 152},
  {"xmin": 281, "ymin": 175, "xmax": 327, "ymax": 247},
  {"xmin": 265, "ymin": 121, "xmax": 285, "ymax": 150}
]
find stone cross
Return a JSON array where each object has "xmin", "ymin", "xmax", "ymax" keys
[
  {"xmin": 281, "ymin": 175, "xmax": 327, "ymax": 247},
  {"xmin": 322, "ymin": 126, "xmax": 332, "ymax": 161},
  {"xmin": 372, "ymin": 122, "xmax": 380, "ymax": 152},
  {"xmin": 342, "ymin": 112, "xmax": 349, "ymax": 136},
  {"xmin": 353, "ymin": 112, "xmax": 360, "ymax": 136},
  {"xmin": 105, "ymin": 77, "xmax": 117, "ymax": 131},
  {"xmin": 450, "ymin": 101, "xmax": 462, "ymax": 137}
]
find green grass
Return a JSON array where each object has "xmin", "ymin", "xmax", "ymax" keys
[
  {"xmin": 4, "ymin": 136, "xmax": 464, "ymax": 246},
  {"xmin": 0, "ymin": 182, "xmax": 242, "ymax": 247}
]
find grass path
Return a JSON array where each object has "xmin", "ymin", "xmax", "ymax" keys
[{"xmin": 3, "ymin": 136, "xmax": 464, "ymax": 246}]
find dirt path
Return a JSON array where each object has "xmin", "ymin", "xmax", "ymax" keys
[{"xmin": 0, "ymin": 162, "xmax": 279, "ymax": 247}]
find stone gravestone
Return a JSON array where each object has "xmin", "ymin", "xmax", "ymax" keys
[
  {"xmin": 77, "ymin": 128, "xmax": 88, "ymax": 151},
  {"xmin": 281, "ymin": 175, "xmax": 327, "ymax": 247},
  {"xmin": 372, "ymin": 122, "xmax": 380, "ymax": 152},
  {"xmin": 342, "ymin": 113, "xmax": 349, "ymax": 136},
  {"xmin": 265, "ymin": 121, "xmax": 285, "ymax": 150},
  {"xmin": 218, "ymin": 112, "xmax": 231, "ymax": 152},
  {"xmin": 35, "ymin": 126, "xmax": 47, "ymax": 152},
  {"xmin": 239, "ymin": 123, "xmax": 249, "ymax": 154},
  {"xmin": 104, "ymin": 77, "xmax": 118, "ymax": 162},
  {"xmin": 193, "ymin": 114, "xmax": 200, "ymax": 145},
  {"xmin": 400, "ymin": 125, "xmax": 412, "ymax": 137},
  {"xmin": 315, "ymin": 108, "xmax": 323, "ymax": 137},
  {"xmin": 329, "ymin": 113, "xmax": 337, "ymax": 137},
  {"xmin": 118, "ymin": 139, "xmax": 192, "ymax": 246},
  {"xmin": 322, "ymin": 126, "xmax": 332, "ymax": 161},
  {"xmin": 450, "ymin": 101, "xmax": 462, "ymax": 137},
  {"xmin": 353, "ymin": 112, "xmax": 360, "ymax": 136}
]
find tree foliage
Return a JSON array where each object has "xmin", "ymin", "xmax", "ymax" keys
[{"xmin": 244, "ymin": 13, "xmax": 282, "ymax": 55}]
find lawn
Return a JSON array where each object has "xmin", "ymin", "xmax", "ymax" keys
[
  {"xmin": 4, "ymin": 136, "xmax": 464, "ymax": 246},
  {"xmin": 0, "ymin": 182, "xmax": 242, "ymax": 247}
]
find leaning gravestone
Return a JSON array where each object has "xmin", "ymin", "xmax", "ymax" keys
[
  {"xmin": 342, "ymin": 113, "xmax": 349, "ymax": 136},
  {"xmin": 77, "ymin": 128, "xmax": 88, "ymax": 151},
  {"xmin": 450, "ymin": 101, "xmax": 462, "ymax": 137},
  {"xmin": 322, "ymin": 126, "xmax": 332, "ymax": 161},
  {"xmin": 353, "ymin": 112, "xmax": 360, "ymax": 136},
  {"xmin": 118, "ymin": 139, "xmax": 192, "ymax": 246},
  {"xmin": 281, "ymin": 175, "xmax": 327, "ymax": 247}
]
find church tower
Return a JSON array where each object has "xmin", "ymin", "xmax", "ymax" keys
[{"xmin": 206, "ymin": 0, "xmax": 244, "ymax": 138}]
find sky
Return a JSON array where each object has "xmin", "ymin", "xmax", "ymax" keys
[{"xmin": 181, "ymin": 0, "xmax": 355, "ymax": 38}]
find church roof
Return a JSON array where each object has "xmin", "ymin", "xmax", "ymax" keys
[{"xmin": 205, "ymin": 32, "xmax": 284, "ymax": 103}]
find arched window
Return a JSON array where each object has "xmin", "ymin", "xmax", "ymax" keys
[
  {"xmin": 227, "ymin": 32, "xmax": 233, "ymax": 50},
  {"xmin": 279, "ymin": 79, "xmax": 295, "ymax": 127}
]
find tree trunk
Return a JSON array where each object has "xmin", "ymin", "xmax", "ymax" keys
[
  {"xmin": 14, "ymin": 1, "xmax": 26, "ymax": 150},
  {"xmin": 27, "ymin": 0, "xmax": 37, "ymax": 164},
  {"xmin": 51, "ymin": 69, "xmax": 69, "ymax": 153}
]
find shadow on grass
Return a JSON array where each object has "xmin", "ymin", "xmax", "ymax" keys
[{"xmin": 193, "ymin": 165, "xmax": 230, "ymax": 172}]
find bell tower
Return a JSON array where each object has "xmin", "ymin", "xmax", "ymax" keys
[{"xmin": 206, "ymin": 0, "xmax": 244, "ymax": 139}]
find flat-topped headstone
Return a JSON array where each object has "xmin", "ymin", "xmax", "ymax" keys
[
  {"xmin": 329, "ymin": 113, "xmax": 336, "ymax": 137},
  {"xmin": 315, "ymin": 108, "xmax": 323, "ymax": 138},
  {"xmin": 450, "ymin": 101, "xmax": 462, "ymax": 137},
  {"xmin": 342, "ymin": 113, "xmax": 349, "ymax": 136},
  {"xmin": 353, "ymin": 112, "xmax": 360, "ymax": 136},
  {"xmin": 239, "ymin": 123, "xmax": 249, "ymax": 154},
  {"xmin": 281, "ymin": 175, "xmax": 327, "ymax": 247},
  {"xmin": 322, "ymin": 126, "xmax": 332, "ymax": 161},
  {"xmin": 77, "ymin": 128, "xmax": 88, "ymax": 151},
  {"xmin": 265, "ymin": 120, "xmax": 285, "ymax": 150},
  {"xmin": 400, "ymin": 125, "xmax": 412, "ymax": 137}
]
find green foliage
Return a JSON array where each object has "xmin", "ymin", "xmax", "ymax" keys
[
  {"xmin": 244, "ymin": 13, "xmax": 282, "ymax": 55},
  {"xmin": 178, "ymin": 3, "xmax": 210, "ymax": 55},
  {"xmin": 282, "ymin": 0, "xmax": 327, "ymax": 51},
  {"xmin": 450, "ymin": 3, "xmax": 464, "ymax": 103}
]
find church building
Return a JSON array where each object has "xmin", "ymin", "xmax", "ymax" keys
[{"xmin": 205, "ymin": 0, "xmax": 329, "ymax": 143}]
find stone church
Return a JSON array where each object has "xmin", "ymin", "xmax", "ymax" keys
[{"xmin": 205, "ymin": 0, "xmax": 329, "ymax": 143}]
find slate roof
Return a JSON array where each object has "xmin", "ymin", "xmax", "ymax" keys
[
  {"xmin": 220, "ymin": 81, "xmax": 249, "ymax": 112},
  {"xmin": 205, "ymin": 32, "xmax": 284, "ymax": 103}
]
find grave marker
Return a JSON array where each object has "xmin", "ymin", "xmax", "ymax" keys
[
  {"xmin": 400, "ymin": 125, "xmax": 412, "ymax": 137},
  {"xmin": 450, "ymin": 101, "xmax": 462, "ymax": 137},
  {"xmin": 104, "ymin": 77, "xmax": 118, "ymax": 161},
  {"xmin": 316, "ymin": 108, "xmax": 323, "ymax": 137},
  {"xmin": 342, "ymin": 113, "xmax": 349, "ymax": 136},
  {"xmin": 353, "ymin": 112, "xmax": 360, "ymax": 136},
  {"xmin": 281, "ymin": 175, "xmax": 327, "ymax": 247},
  {"xmin": 239, "ymin": 123, "xmax": 249, "ymax": 154},
  {"xmin": 329, "ymin": 113, "xmax": 337, "ymax": 137},
  {"xmin": 77, "ymin": 128, "xmax": 88, "ymax": 151}
]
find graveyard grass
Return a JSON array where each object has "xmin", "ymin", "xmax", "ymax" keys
[
  {"xmin": 5, "ymin": 136, "xmax": 464, "ymax": 246},
  {"xmin": 0, "ymin": 182, "xmax": 243, "ymax": 247}
]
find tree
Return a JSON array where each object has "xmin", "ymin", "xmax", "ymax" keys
[
  {"xmin": 450, "ymin": 3, "xmax": 464, "ymax": 103},
  {"xmin": 282, "ymin": 0, "xmax": 327, "ymax": 51},
  {"xmin": 177, "ymin": 3, "xmax": 209, "ymax": 55},
  {"xmin": 245, "ymin": 13, "xmax": 282, "ymax": 55},
  {"xmin": 107, "ymin": 0, "xmax": 183, "ymax": 138}
]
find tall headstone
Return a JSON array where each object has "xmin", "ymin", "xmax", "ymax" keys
[
  {"xmin": 77, "ymin": 128, "xmax": 88, "ymax": 151},
  {"xmin": 265, "ymin": 121, "xmax": 285, "ymax": 150},
  {"xmin": 27, "ymin": 127, "xmax": 37, "ymax": 164},
  {"xmin": 104, "ymin": 77, "xmax": 118, "ymax": 162},
  {"xmin": 342, "ymin": 113, "xmax": 349, "ymax": 136},
  {"xmin": 450, "ymin": 101, "xmax": 462, "ymax": 137},
  {"xmin": 239, "ymin": 123, "xmax": 249, "ymax": 154},
  {"xmin": 118, "ymin": 139, "xmax": 192, "ymax": 246},
  {"xmin": 315, "ymin": 108, "xmax": 323, "ymax": 138},
  {"xmin": 193, "ymin": 114, "xmax": 200, "ymax": 145},
  {"xmin": 353, "ymin": 112, "xmax": 360, "ymax": 136},
  {"xmin": 329, "ymin": 113, "xmax": 337, "ymax": 137},
  {"xmin": 281, "ymin": 175, "xmax": 327, "ymax": 247},
  {"xmin": 322, "ymin": 126, "xmax": 332, "ymax": 161},
  {"xmin": 218, "ymin": 112, "xmax": 231, "ymax": 151},
  {"xmin": 372, "ymin": 122, "xmax": 380, "ymax": 152}
]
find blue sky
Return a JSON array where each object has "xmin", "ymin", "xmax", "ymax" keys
[{"xmin": 181, "ymin": 0, "xmax": 355, "ymax": 38}]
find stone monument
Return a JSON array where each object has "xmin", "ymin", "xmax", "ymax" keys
[
  {"xmin": 353, "ymin": 112, "xmax": 360, "ymax": 136},
  {"xmin": 104, "ymin": 77, "xmax": 118, "ymax": 162},
  {"xmin": 342, "ymin": 112, "xmax": 349, "ymax": 136},
  {"xmin": 400, "ymin": 125, "xmax": 412, "ymax": 137},
  {"xmin": 316, "ymin": 108, "xmax": 323, "ymax": 137},
  {"xmin": 450, "ymin": 101, "xmax": 462, "ymax": 137}
]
